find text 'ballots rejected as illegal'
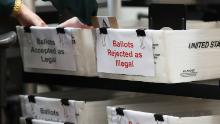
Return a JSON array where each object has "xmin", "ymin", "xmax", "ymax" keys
[{"xmin": 96, "ymin": 29, "xmax": 155, "ymax": 76}]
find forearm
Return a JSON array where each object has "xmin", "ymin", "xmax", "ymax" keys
[{"xmin": 0, "ymin": 0, "xmax": 15, "ymax": 16}]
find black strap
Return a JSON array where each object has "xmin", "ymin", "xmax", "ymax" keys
[
  {"xmin": 116, "ymin": 107, "xmax": 125, "ymax": 116},
  {"xmin": 24, "ymin": 26, "xmax": 31, "ymax": 33},
  {"xmin": 56, "ymin": 27, "xmax": 65, "ymax": 34},
  {"xmin": 28, "ymin": 95, "xmax": 36, "ymax": 103},
  {"xmin": 64, "ymin": 122, "xmax": 74, "ymax": 124},
  {"xmin": 99, "ymin": 27, "xmax": 108, "ymax": 34},
  {"xmin": 136, "ymin": 29, "xmax": 146, "ymax": 37},
  {"xmin": 61, "ymin": 98, "xmax": 70, "ymax": 106},
  {"xmin": 154, "ymin": 114, "xmax": 164, "ymax": 122},
  {"xmin": 25, "ymin": 117, "xmax": 33, "ymax": 124}
]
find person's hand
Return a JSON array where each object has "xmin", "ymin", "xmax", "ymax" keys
[
  {"xmin": 58, "ymin": 17, "xmax": 92, "ymax": 28},
  {"xmin": 16, "ymin": 4, "xmax": 47, "ymax": 27}
]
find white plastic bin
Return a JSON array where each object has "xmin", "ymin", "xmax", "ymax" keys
[
  {"xmin": 16, "ymin": 26, "xmax": 97, "ymax": 77},
  {"xmin": 16, "ymin": 22, "xmax": 220, "ymax": 83},
  {"xmin": 20, "ymin": 95, "xmax": 84, "ymax": 123},
  {"xmin": 96, "ymin": 27, "xmax": 220, "ymax": 83},
  {"xmin": 107, "ymin": 107, "xmax": 220, "ymax": 124},
  {"xmin": 20, "ymin": 90, "xmax": 220, "ymax": 124},
  {"xmin": 19, "ymin": 89, "xmax": 150, "ymax": 124}
]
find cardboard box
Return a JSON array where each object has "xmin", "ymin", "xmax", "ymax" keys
[{"xmin": 91, "ymin": 16, "xmax": 119, "ymax": 28}]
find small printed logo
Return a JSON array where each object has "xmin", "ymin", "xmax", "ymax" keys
[
  {"xmin": 128, "ymin": 121, "xmax": 139, "ymax": 124},
  {"xmin": 180, "ymin": 69, "xmax": 197, "ymax": 77}
]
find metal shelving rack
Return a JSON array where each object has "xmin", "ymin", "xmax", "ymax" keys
[
  {"xmin": 0, "ymin": 31, "xmax": 17, "ymax": 124},
  {"xmin": 23, "ymin": 72, "xmax": 220, "ymax": 100},
  {"xmin": 21, "ymin": 2, "xmax": 220, "ymax": 120}
]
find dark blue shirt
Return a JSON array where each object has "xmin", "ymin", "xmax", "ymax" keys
[
  {"xmin": 0, "ymin": 0, "xmax": 15, "ymax": 16},
  {"xmin": 43, "ymin": 0, "xmax": 98, "ymax": 25}
]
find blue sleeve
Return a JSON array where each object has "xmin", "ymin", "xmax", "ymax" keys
[{"xmin": 0, "ymin": 0, "xmax": 15, "ymax": 16}]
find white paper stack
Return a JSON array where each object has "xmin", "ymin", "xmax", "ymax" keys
[
  {"xmin": 107, "ymin": 107, "xmax": 220, "ymax": 124},
  {"xmin": 16, "ymin": 26, "xmax": 97, "ymax": 76}
]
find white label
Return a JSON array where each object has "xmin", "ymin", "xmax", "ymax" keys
[
  {"xmin": 98, "ymin": 17, "xmax": 111, "ymax": 28},
  {"xmin": 32, "ymin": 101, "xmax": 77, "ymax": 123},
  {"xmin": 22, "ymin": 27, "xmax": 76, "ymax": 71},
  {"xmin": 107, "ymin": 107, "xmax": 179, "ymax": 124},
  {"xmin": 21, "ymin": 96, "xmax": 80, "ymax": 124},
  {"xmin": 96, "ymin": 29, "xmax": 155, "ymax": 76}
]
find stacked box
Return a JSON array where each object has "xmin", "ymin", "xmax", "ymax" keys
[{"xmin": 19, "ymin": 89, "xmax": 220, "ymax": 124}]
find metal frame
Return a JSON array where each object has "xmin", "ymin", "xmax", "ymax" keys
[
  {"xmin": 24, "ymin": 72, "xmax": 220, "ymax": 100},
  {"xmin": 0, "ymin": 31, "xmax": 16, "ymax": 123},
  {"xmin": 0, "ymin": 47, "xmax": 6, "ymax": 123}
]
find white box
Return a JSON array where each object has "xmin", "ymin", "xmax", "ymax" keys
[
  {"xmin": 106, "ymin": 92, "xmax": 220, "ymax": 124},
  {"xmin": 19, "ymin": 90, "xmax": 149, "ymax": 124},
  {"xmin": 107, "ymin": 106, "xmax": 220, "ymax": 124},
  {"xmin": 20, "ymin": 95, "xmax": 84, "ymax": 123},
  {"xmin": 16, "ymin": 26, "xmax": 97, "ymax": 77},
  {"xmin": 20, "ymin": 90, "xmax": 220, "ymax": 124},
  {"xmin": 96, "ymin": 28, "xmax": 220, "ymax": 83},
  {"xmin": 17, "ymin": 22, "xmax": 220, "ymax": 83}
]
